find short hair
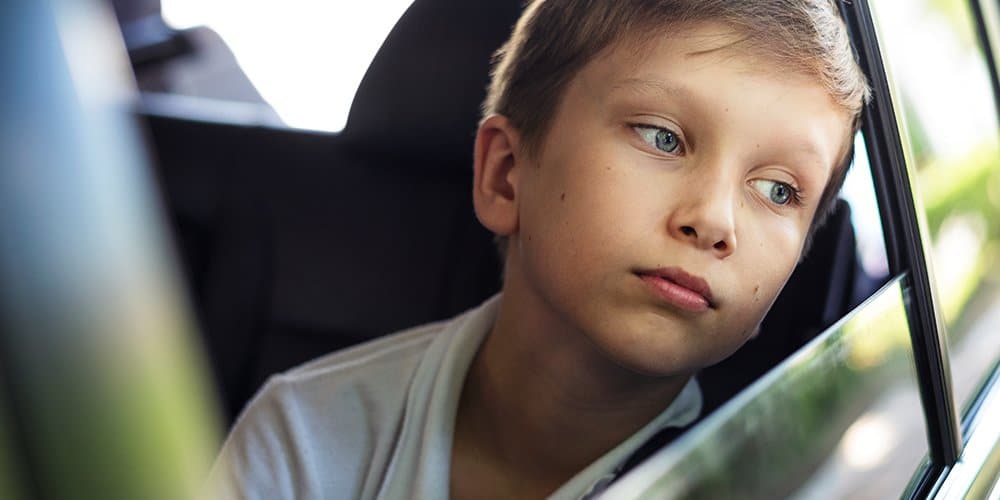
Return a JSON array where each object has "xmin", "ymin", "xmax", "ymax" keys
[{"xmin": 483, "ymin": 0, "xmax": 871, "ymax": 259}]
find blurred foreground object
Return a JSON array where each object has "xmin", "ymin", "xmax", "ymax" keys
[{"xmin": 0, "ymin": 0, "xmax": 222, "ymax": 499}]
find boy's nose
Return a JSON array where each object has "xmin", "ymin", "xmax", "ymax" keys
[{"xmin": 668, "ymin": 178, "xmax": 738, "ymax": 259}]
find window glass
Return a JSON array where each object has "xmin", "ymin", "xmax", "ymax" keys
[
  {"xmin": 156, "ymin": 0, "xmax": 414, "ymax": 131},
  {"xmin": 868, "ymin": 0, "xmax": 1000, "ymax": 415},
  {"xmin": 605, "ymin": 276, "xmax": 929, "ymax": 499},
  {"xmin": 843, "ymin": 133, "xmax": 889, "ymax": 279}
]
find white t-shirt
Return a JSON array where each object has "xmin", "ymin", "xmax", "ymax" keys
[{"xmin": 209, "ymin": 294, "xmax": 702, "ymax": 499}]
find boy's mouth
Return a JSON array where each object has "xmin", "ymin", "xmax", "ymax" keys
[{"xmin": 635, "ymin": 267, "xmax": 716, "ymax": 312}]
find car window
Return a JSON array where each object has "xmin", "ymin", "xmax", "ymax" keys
[
  {"xmin": 867, "ymin": 0, "xmax": 1000, "ymax": 418},
  {"xmin": 156, "ymin": 0, "xmax": 413, "ymax": 131},
  {"xmin": 843, "ymin": 133, "xmax": 890, "ymax": 280},
  {"xmin": 604, "ymin": 274, "xmax": 929, "ymax": 499}
]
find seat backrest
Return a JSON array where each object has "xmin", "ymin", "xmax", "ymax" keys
[{"xmin": 147, "ymin": 0, "xmax": 522, "ymax": 423}]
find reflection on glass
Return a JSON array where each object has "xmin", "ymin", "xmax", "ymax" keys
[
  {"xmin": 868, "ymin": 0, "xmax": 1000, "ymax": 414},
  {"xmin": 605, "ymin": 277, "xmax": 927, "ymax": 500}
]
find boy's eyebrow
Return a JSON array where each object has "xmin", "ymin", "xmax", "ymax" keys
[{"xmin": 609, "ymin": 77, "xmax": 696, "ymax": 102}]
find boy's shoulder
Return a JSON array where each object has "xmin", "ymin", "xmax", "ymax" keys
[
  {"xmin": 237, "ymin": 318, "xmax": 451, "ymax": 444},
  {"xmin": 249, "ymin": 294, "xmax": 500, "ymax": 421},
  {"xmin": 234, "ymin": 315, "xmax": 455, "ymax": 434},
  {"xmin": 212, "ymin": 301, "xmax": 498, "ymax": 499},
  {"xmin": 280, "ymin": 316, "xmax": 452, "ymax": 387}
]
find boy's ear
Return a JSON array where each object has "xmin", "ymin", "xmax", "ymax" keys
[{"xmin": 472, "ymin": 114, "xmax": 523, "ymax": 236}]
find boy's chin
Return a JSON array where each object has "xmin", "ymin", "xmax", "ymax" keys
[
  {"xmin": 589, "ymin": 336, "xmax": 712, "ymax": 379},
  {"xmin": 586, "ymin": 318, "xmax": 757, "ymax": 378}
]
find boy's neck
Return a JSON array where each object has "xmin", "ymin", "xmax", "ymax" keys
[{"xmin": 451, "ymin": 286, "xmax": 690, "ymax": 497}]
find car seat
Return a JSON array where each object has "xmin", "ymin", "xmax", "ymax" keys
[
  {"xmin": 145, "ymin": 0, "xmax": 521, "ymax": 423},
  {"xmin": 143, "ymin": 0, "xmax": 883, "ymax": 425}
]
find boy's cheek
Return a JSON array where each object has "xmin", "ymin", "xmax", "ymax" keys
[{"xmin": 725, "ymin": 261, "xmax": 793, "ymax": 323}]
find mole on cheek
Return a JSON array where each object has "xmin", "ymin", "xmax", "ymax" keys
[{"xmin": 561, "ymin": 192, "xmax": 566, "ymax": 202}]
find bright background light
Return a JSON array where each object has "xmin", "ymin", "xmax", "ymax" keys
[
  {"xmin": 839, "ymin": 412, "xmax": 896, "ymax": 469},
  {"xmin": 842, "ymin": 132, "xmax": 889, "ymax": 278},
  {"xmin": 161, "ymin": 0, "xmax": 415, "ymax": 132},
  {"xmin": 874, "ymin": 0, "xmax": 997, "ymax": 157}
]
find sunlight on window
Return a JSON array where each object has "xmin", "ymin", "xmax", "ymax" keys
[
  {"xmin": 839, "ymin": 412, "xmax": 896, "ymax": 469},
  {"xmin": 161, "ymin": 0, "xmax": 415, "ymax": 132}
]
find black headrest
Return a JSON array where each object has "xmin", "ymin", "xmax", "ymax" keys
[{"xmin": 342, "ymin": 0, "xmax": 523, "ymax": 158}]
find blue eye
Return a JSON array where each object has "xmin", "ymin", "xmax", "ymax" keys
[
  {"xmin": 635, "ymin": 125, "xmax": 682, "ymax": 154},
  {"xmin": 751, "ymin": 179, "xmax": 797, "ymax": 206}
]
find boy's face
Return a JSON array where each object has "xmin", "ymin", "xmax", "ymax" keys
[{"xmin": 502, "ymin": 22, "xmax": 852, "ymax": 376}]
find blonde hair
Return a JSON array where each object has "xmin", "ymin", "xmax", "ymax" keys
[{"xmin": 483, "ymin": 0, "xmax": 871, "ymax": 256}]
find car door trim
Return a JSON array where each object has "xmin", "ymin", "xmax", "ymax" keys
[
  {"xmin": 935, "ymin": 365, "xmax": 1000, "ymax": 498},
  {"xmin": 838, "ymin": 0, "xmax": 963, "ymax": 496},
  {"xmin": 970, "ymin": 0, "xmax": 1000, "ymax": 122}
]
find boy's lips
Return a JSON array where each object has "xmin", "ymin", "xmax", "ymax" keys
[{"xmin": 635, "ymin": 267, "xmax": 716, "ymax": 312}]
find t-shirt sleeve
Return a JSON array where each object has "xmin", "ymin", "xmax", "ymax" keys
[{"xmin": 206, "ymin": 376, "xmax": 320, "ymax": 500}]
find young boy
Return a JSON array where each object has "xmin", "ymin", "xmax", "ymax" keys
[{"xmin": 211, "ymin": 0, "xmax": 870, "ymax": 498}]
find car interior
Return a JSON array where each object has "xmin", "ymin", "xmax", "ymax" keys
[
  {"xmin": 10, "ymin": 0, "xmax": 1000, "ymax": 498},
  {"xmin": 126, "ymin": 0, "xmax": 887, "ymax": 426}
]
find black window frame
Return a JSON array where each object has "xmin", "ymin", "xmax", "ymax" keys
[
  {"xmin": 970, "ymin": 0, "xmax": 1000, "ymax": 124},
  {"xmin": 838, "ymin": 1, "xmax": 965, "ymax": 497},
  {"xmin": 840, "ymin": 0, "xmax": 1000, "ymax": 497}
]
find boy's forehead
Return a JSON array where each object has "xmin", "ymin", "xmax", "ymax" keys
[
  {"xmin": 580, "ymin": 21, "xmax": 837, "ymax": 113},
  {"xmin": 607, "ymin": 22, "xmax": 788, "ymax": 80},
  {"xmin": 605, "ymin": 22, "xmax": 722, "ymax": 56},
  {"xmin": 566, "ymin": 22, "xmax": 853, "ymax": 171}
]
